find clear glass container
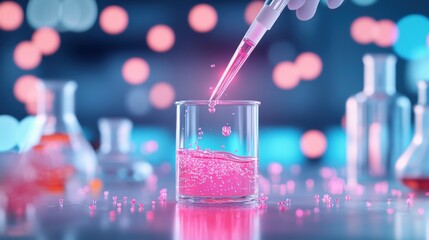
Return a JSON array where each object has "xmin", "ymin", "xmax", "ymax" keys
[
  {"xmin": 396, "ymin": 81, "xmax": 429, "ymax": 190},
  {"xmin": 346, "ymin": 54, "xmax": 411, "ymax": 186},
  {"xmin": 24, "ymin": 80, "xmax": 97, "ymax": 193},
  {"xmin": 97, "ymin": 118, "xmax": 153, "ymax": 184},
  {"xmin": 176, "ymin": 100, "xmax": 260, "ymax": 204}
]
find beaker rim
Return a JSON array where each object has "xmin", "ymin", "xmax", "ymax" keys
[{"xmin": 175, "ymin": 100, "xmax": 261, "ymax": 106}]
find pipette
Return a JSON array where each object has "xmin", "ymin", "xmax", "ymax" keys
[{"xmin": 209, "ymin": 0, "xmax": 289, "ymax": 106}]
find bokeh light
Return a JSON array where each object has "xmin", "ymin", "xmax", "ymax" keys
[
  {"xmin": 188, "ymin": 4, "xmax": 217, "ymax": 33},
  {"xmin": 14, "ymin": 75, "xmax": 40, "ymax": 103},
  {"xmin": 351, "ymin": 16, "xmax": 377, "ymax": 44},
  {"xmin": 300, "ymin": 130, "xmax": 327, "ymax": 159},
  {"xmin": 32, "ymin": 27, "xmax": 61, "ymax": 55},
  {"xmin": 244, "ymin": 1, "xmax": 264, "ymax": 25},
  {"xmin": 125, "ymin": 88, "xmax": 151, "ymax": 116},
  {"xmin": 295, "ymin": 52, "xmax": 323, "ymax": 80},
  {"xmin": 393, "ymin": 14, "xmax": 429, "ymax": 60},
  {"xmin": 122, "ymin": 58, "xmax": 150, "ymax": 85},
  {"xmin": 149, "ymin": 82, "xmax": 175, "ymax": 109},
  {"xmin": 272, "ymin": 61, "xmax": 300, "ymax": 90},
  {"xmin": 13, "ymin": 41, "xmax": 42, "ymax": 70},
  {"xmin": 374, "ymin": 20, "xmax": 398, "ymax": 47},
  {"xmin": 0, "ymin": 1, "xmax": 23, "ymax": 31},
  {"xmin": 268, "ymin": 41, "xmax": 297, "ymax": 64},
  {"xmin": 406, "ymin": 57, "xmax": 429, "ymax": 93},
  {"xmin": 0, "ymin": 115, "xmax": 19, "ymax": 151},
  {"xmin": 146, "ymin": 25, "xmax": 175, "ymax": 53},
  {"xmin": 99, "ymin": 5, "xmax": 128, "ymax": 35},
  {"xmin": 60, "ymin": 0, "xmax": 97, "ymax": 32},
  {"xmin": 26, "ymin": 0, "xmax": 61, "ymax": 29},
  {"xmin": 351, "ymin": 0, "xmax": 378, "ymax": 7}
]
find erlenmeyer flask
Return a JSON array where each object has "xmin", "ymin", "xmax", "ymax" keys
[
  {"xmin": 97, "ymin": 118, "xmax": 153, "ymax": 184},
  {"xmin": 346, "ymin": 54, "xmax": 411, "ymax": 186},
  {"xmin": 396, "ymin": 81, "xmax": 429, "ymax": 190},
  {"xmin": 26, "ymin": 80, "xmax": 97, "ymax": 193}
]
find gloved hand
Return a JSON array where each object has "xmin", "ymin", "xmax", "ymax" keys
[{"xmin": 287, "ymin": 0, "xmax": 344, "ymax": 21}]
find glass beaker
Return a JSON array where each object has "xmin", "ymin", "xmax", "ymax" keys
[
  {"xmin": 176, "ymin": 100, "xmax": 260, "ymax": 204},
  {"xmin": 346, "ymin": 54, "xmax": 411, "ymax": 186},
  {"xmin": 25, "ymin": 80, "xmax": 97, "ymax": 193},
  {"xmin": 396, "ymin": 81, "xmax": 429, "ymax": 190},
  {"xmin": 97, "ymin": 118, "xmax": 153, "ymax": 184}
]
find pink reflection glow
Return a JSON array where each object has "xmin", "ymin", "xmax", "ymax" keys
[
  {"xmin": 272, "ymin": 61, "xmax": 300, "ymax": 90},
  {"xmin": 374, "ymin": 20, "xmax": 398, "ymax": 47},
  {"xmin": 122, "ymin": 57, "xmax": 150, "ymax": 85},
  {"xmin": 14, "ymin": 75, "xmax": 40, "ymax": 103},
  {"xmin": 300, "ymin": 130, "xmax": 327, "ymax": 159},
  {"xmin": 146, "ymin": 25, "xmax": 175, "ymax": 52},
  {"xmin": 32, "ymin": 28, "xmax": 61, "ymax": 55},
  {"xmin": 0, "ymin": 1, "xmax": 23, "ymax": 31},
  {"xmin": 149, "ymin": 82, "xmax": 175, "ymax": 109},
  {"xmin": 295, "ymin": 52, "xmax": 323, "ymax": 80},
  {"xmin": 244, "ymin": 1, "xmax": 264, "ymax": 25},
  {"xmin": 13, "ymin": 41, "xmax": 42, "ymax": 70},
  {"xmin": 351, "ymin": 16, "xmax": 377, "ymax": 44},
  {"xmin": 188, "ymin": 4, "xmax": 218, "ymax": 33},
  {"xmin": 99, "ymin": 6, "xmax": 128, "ymax": 35}
]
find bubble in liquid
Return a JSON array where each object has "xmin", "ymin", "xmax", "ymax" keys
[
  {"xmin": 208, "ymin": 107, "xmax": 215, "ymax": 113},
  {"xmin": 211, "ymin": 64, "xmax": 215, "ymax": 68},
  {"xmin": 222, "ymin": 126, "xmax": 231, "ymax": 136}
]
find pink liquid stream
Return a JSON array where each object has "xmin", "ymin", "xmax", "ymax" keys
[{"xmin": 177, "ymin": 149, "xmax": 258, "ymax": 197}]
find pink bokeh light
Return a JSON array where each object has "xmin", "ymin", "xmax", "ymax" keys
[
  {"xmin": 272, "ymin": 61, "xmax": 300, "ymax": 90},
  {"xmin": 14, "ymin": 75, "xmax": 40, "ymax": 103},
  {"xmin": 146, "ymin": 25, "xmax": 175, "ymax": 52},
  {"xmin": 143, "ymin": 140, "xmax": 159, "ymax": 154},
  {"xmin": 13, "ymin": 41, "xmax": 42, "ymax": 70},
  {"xmin": 300, "ymin": 130, "xmax": 327, "ymax": 159},
  {"xmin": 295, "ymin": 52, "xmax": 323, "ymax": 80},
  {"xmin": 374, "ymin": 20, "xmax": 398, "ymax": 47},
  {"xmin": 188, "ymin": 4, "xmax": 218, "ymax": 33},
  {"xmin": 268, "ymin": 162, "xmax": 283, "ymax": 175},
  {"xmin": 99, "ymin": 6, "xmax": 128, "ymax": 35},
  {"xmin": 244, "ymin": 1, "xmax": 264, "ymax": 25},
  {"xmin": 351, "ymin": 16, "xmax": 377, "ymax": 44},
  {"xmin": 149, "ymin": 82, "xmax": 175, "ymax": 109},
  {"xmin": 122, "ymin": 57, "xmax": 150, "ymax": 85},
  {"xmin": 32, "ymin": 28, "xmax": 61, "ymax": 55},
  {"xmin": 0, "ymin": 1, "xmax": 23, "ymax": 31}
]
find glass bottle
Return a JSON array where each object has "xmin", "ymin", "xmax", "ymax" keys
[
  {"xmin": 346, "ymin": 54, "xmax": 411, "ymax": 186},
  {"xmin": 25, "ymin": 80, "xmax": 97, "ymax": 193},
  {"xmin": 97, "ymin": 118, "xmax": 153, "ymax": 184},
  {"xmin": 396, "ymin": 81, "xmax": 429, "ymax": 190}
]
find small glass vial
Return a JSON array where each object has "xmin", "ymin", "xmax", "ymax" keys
[
  {"xmin": 97, "ymin": 118, "xmax": 153, "ymax": 183},
  {"xmin": 396, "ymin": 81, "xmax": 429, "ymax": 190},
  {"xmin": 176, "ymin": 100, "xmax": 260, "ymax": 204},
  {"xmin": 346, "ymin": 54, "xmax": 411, "ymax": 186}
]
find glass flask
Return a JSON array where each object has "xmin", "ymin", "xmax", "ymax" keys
[
  {"xmin": 396, "ymin": 81, "xmax": 429, "ymax": 190},
  {"xmin": 25, "ymin": 80, "xmax": 97, "ymax": 193},
  {"xmin": 176, "ymin": 100, "xmax": 260, "ymax": 204},
  {"xmin": 97, "ymin": 118, "xmax": 153, "ymax": 184},
  {"xmin": 346, "ymin": 54, "xmax": 411, "ymax": 186}
]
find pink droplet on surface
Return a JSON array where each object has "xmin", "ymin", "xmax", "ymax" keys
[
  {"xmin": 295, "ymin": 209, "xmax": 304, "ymax": 218},
  {"xmin": 149, "ymin": 82, "xmax": 175, "ymax": 109},
  {"xmin": 222, "ymin": 126, "xmax": 232, "ymax": 136},
  {"xmin": 350, "ymin": 16, "xmax": 377, "ymax": 44},
  {"xmin": 386, "ymin": 208, "xmax": 394, "ymax": 215},
  {"xmin": 345, "ymin": 195, "xmax": 351, "ymax": 200},
  {"xmin": 295, "ymin": 52, "xmax": 323, "ymax": 81},
  {"xmin": 13, "ymin": 41, "xmax": 42, "ymax": 70},
  {"xmin": 0, "ymin": 1, "xmax": 23, "ymax": 31},
  {"xmin": 188, "ymin": 3, "xmax": 218, "ymax": 33},
  {"xmin": 300, "ymin": 130, "xmax": 327, "ymax": 159},
  {"xmin": 117, "ymin": 203, "xmax": 122, "ymax": 207},
  {"xmin": 99, "ymin": 5, "xmax": 128, "ymax": 35},
  {"xmin": 374, "ymin": 19, "xmax": 398, "ymax": 47},
  {"xmin": 147, "ymin": 25, "xmax": 175, "ymax": 52},
  {"xmin": 122, "ymin": 57, "xmax": 150, "ymax": 85},
  {"xmin": 113, "ymin": 196, "xmax": 117, "ymax": 201},
  {"xmin": 131, "ymin": 198, "xmax": 136, "ymax": 204},
  {"xmin": 32, "ymin": 27, "xmax": 61, "ymax": 55},
  {"xmin": 272, "ymin": 61, "xmax": 300, "ymax": 90}
]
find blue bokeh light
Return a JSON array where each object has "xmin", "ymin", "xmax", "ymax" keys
[
  {"xmin": 406, "ymin": 57, "xmax": 429, "ymax": 92},
  {"xmin": 393, "ymin": 14, "xmax": 429, "ymax": 60},
  {"xmin": 323, "ymin": 127, "xmax": 346, "ymax": 167},
  {"xmin": 0, "ymin": 115, "xmax": 19, "ymax": 152},
  {"xmin": 351, "ymin": 0, "xmax": 378, "ymax": 7}
]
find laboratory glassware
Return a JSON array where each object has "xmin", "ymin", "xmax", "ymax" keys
[
  {"xmin": 346, "ymin": 54, "xmax": 411, "ymax": 186},
  {"xmin": 396, "ymin": 81, "xmax": 429, "ymax": 190},
  {"xmin": 97, "ymin": 118, "xmax": 153, "ymax": 183},
  {"xmin": 176, "ymin": 100, "xmax": 260, "ymax": 204},
  {"xmin": 25, "ymin": 80, "xmax": 97, "ymax": 193}
]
